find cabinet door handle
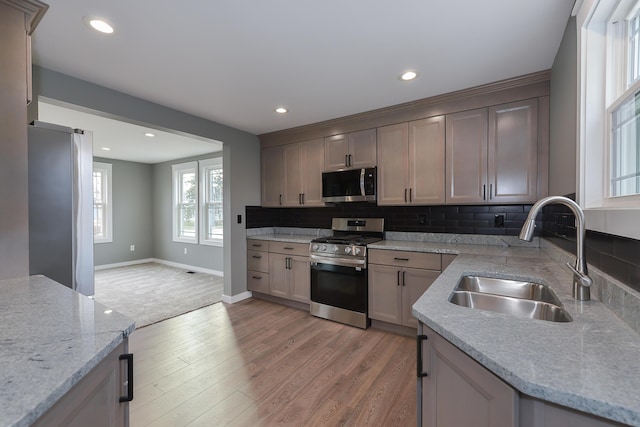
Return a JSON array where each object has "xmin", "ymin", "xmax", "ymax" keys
[
  {"xmin": 402, "ymin": 271, "xmax": 406, "ymax": 286},
  {"xmin": 404, "ymin": 188, "xmax": 408, "ymax": 203},
  {"xmin": 119, "ymin": 353, "xmax": 134, "ymax": 402},
  {"xmin": 483, "ymin": 184, "xmax": 486, "ymax": 201},
  {"xmin": 348, "ymin": 154, "xmax": 353, "ymax": 167},
  {"xmin": 394, "ymin": 257, "xmax": 409, "ymax": 261},
  {"xmin": 345, "ymin": 154, "xmax": 349, "ymax": 167},
  {"xmin": 279, "ymin": 194, "xmax": 282, "ymax": 205},
  {"xmin": 301, "ymin": 193, "xmax": 305, "ymax": 205},
  {"xmin": 489, "ymin": 184, "xmax": 493, "ymax": 200},
  {"xmin": 409, "ymin": 188, "xmax": 413, "ymax": 203},
  {"xmin": 417, "ymin": 335, "xmax": 429, "ymax": 377},
  {"xmin": 397, "ymin": 270, "xmax": 401, "ymax": 286}
]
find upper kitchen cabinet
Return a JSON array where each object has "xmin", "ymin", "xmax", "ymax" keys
[
  {"xmin": 445, "ymin": 99, "xmax": 540, "ymax": 204},
  {"xmin": 378, "ymin": 117, "xmax": 445, "ymax": 205},
  {"xmin": 261, "ymin": 138, "xmax": 324, "ymax": 207},
  {"xmin": 324, "ymin": 129, "xmax": 377, "ymax": 171}
]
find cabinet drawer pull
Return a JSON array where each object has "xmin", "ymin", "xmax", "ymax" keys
[
  {"xmin": 252, "ymin": 275, "xmax": 262, "ymax": 280},
  {"xmin": 119, "ymin": 353, "xmax": 134, "ymax": 402},
  {"xmin": 283, "ymin": 247, "xmax": 294, "ymax": 250},
  {"xmin": 252, "ymin": 255, "xmax": 262, "ymax": 259},
  {"xmin": 394, "ymin": 257, "xmax": 410, "ymax": 261},
  {"xmin": 417, "ymin": 335, "xmax": 429, "ymax": 378},
  {"xmin": 251, "ymin": 244, "xmax": 262, "ymax": 248}
]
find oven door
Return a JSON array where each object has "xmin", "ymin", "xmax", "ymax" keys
[{"xmin": 310, "ymin": 261, "xmax": 367, "ymax": 313}]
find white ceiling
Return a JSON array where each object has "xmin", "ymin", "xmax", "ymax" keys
[
  {"xmin": 31, "ymin": 0, "xmax": 574, "ymax": 138},
  {"xmin": 38, "ymin": 101, "xmax": 223, "ymax": 164}
]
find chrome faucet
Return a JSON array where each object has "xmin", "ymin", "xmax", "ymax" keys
[{"xmin": 519, "ymin": 196, "xmax": 593, "ymax": 301}]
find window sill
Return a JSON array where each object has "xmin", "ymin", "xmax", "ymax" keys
[
  {"xmin": 584, "ymin": 208, "xmax": 640, "ymax": 240},
  {"xmin": 200, "ymin": 240, "xmax": 223, "ymax": 248}
]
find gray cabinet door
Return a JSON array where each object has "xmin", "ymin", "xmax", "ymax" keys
[
  {"xmin": 409, "ymin": 116, "xmax": 445, "ymax": 204},
  {"xmin": 377, "ymin": 122, "xmax": 410, "ymax": 205},
  {"xmin": 445, "ymin": 108, "xmax": 489, "ymax": 204},
  {"xmin": 268, "ymin": 253, "xmax": 289, "ymax": 299},
  {"xmin": 488, "ymin": 99, "xmax": 538, "ymax": 203},
  {"xmin": 348, "ymin": 129, "xmax": 377, "ymax": 169},
  {"xmin": 324, "ymin": 134, "xmax": 350, "ymax": 171},
  {"xmin": 282, "ymin": 142, "xmax": 304, "ymax": 206},
  {"xmin": 261, "ymin": 146, "xmax": 284, "ymax": 206},
  {"xmin": 401, "ymin": 267, "xmax": 439, "ymax": 328},
  {"xmin": 300, "ymin": 138, "xmax": 325, "ymax": 206},
  {"xmin": 368, "ymin": 264, "xmax": 402, "ymax": 324},
  {"xmin": 420, "ymin": 324, "xmax": 517, "ymax": 427},
  {"xmin": 289, "ymin": 255, "xmax": 310, "ymax": 303}
]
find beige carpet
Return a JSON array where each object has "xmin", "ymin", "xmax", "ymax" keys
[{"xmin": 93, "ymin": 262, "xmax": 224, "ymax": 328}]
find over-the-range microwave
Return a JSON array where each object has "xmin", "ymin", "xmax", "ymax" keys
[{"xmin": 322, "ymin": 167, "xmax": 376, "ymax": 203}]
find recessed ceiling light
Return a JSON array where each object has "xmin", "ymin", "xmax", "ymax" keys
[
  {"xmin": 400, "ymin": 71, "xmax": 418, "ymax": 81},
  {"xmin": 274, "ymin": 107, "xmax": 288, "ymax": 114},
  {"xmin": 84, "ymin": 17, "xmax": 114, "ymax": 34},
  {"xmin": 145, "ymin": 132, "xmax": 155, "ymax": 137},
  {"xmin": 101, "ymin": 147, "xmax": 111, "ymax": 151}
]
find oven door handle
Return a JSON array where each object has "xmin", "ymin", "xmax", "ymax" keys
[{"xmin": 310, "ymin": 254, "xmax": 366, "ymax": 269}]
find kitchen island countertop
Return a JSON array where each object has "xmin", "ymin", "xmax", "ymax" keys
[{"xmin": 0, "ymin": 275, "xmax": 135, "ymax": 427}]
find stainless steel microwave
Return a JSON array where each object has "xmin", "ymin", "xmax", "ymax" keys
[{"xmin": 322, "ymin": 167, "xmax": 376, "ymax": 203}]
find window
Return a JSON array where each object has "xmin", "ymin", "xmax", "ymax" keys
[
  {"xmin": 172, "ymin": 161, "xmax": 198, "ymax": 243},
  {"xmin": 172, "ymin": 158, "xmax": 223, "ymax": 245},
  {"xmin": 93, "ymin": 162, "xmax": 112, "ymax": 243},
  {"xmin": 608, "ymin": 6, "xmax": 640, "ymax": 198},
  {"xmin": 200, "ymin": 157, "xmax": 223, "ymax": 246},
  {"xmin": 577, "ymin": 0, "xmax": 640, "ymax": 239}
]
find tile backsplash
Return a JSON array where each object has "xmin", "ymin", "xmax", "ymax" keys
[{"xmin": 246, "ymin": 203, "xmax": 540, "ymax": 236}]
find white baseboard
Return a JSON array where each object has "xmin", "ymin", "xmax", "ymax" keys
[
  {"xmin": 222, "ymin": 291, "xmax": 252, "ymax": 304},
  {"xmin": 152, "ymin": 259, "xmax": 223, "ymax": 277},
  {"xmin": 95, "ymin": 258, "xmax": 223, "ymax": 277},
  {"xmin": 94, "ymin": 258, "xmax": 155, "ymax": 271}
]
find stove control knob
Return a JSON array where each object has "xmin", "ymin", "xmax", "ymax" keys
[
  {"xmin": 332, "ymin": 245, "xmax": 339, "ymax": 253},
  {"xmin": 354, "ymin": 247, "xmax": 361, "ymax": 255},
  {"xmin": 320, "ymin": 244, "xmax": 327, "ymax": 251},
  {"xmin": 345, "ymin": 246, "xmax": 352, "ymax": 254},
  {"xmin": 312, "ymin": 244, "xmax": 319, "ymax": 251}
]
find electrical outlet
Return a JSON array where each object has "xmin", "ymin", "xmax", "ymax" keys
[
  {"xmin": 494, "ymin": 214, "xmax": 505, "ymax": 227},
  {"xmin": 184, "ymin": 247, "xmax": 188, "ymax": 255},
  {"xmin": 129, "ymin": 245, "xmax": 135, "ymax": 252},
  {"xmin": 418, "ymin": 214, "xmax": 427, "ymax": 225}
]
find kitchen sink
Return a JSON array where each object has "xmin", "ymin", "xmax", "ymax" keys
[
  {"xmin": 455, "ymin": 275, "xmax": 562, "ymax": 305},
  {"xmin": 448, "ymin": 275, "xmax": 572, "ymax": 323}
]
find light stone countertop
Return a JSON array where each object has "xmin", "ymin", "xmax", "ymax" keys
[
  {"xmin": 0, "ymin": 275, "xmax": 135, "ymax": 427},
  {"xmin": 247, "ymin": 233, "xmax": 319, "ymax": 244},
  {"xmin": 401, "ymin": 241, "xmax": 640, "ymax": 427}
]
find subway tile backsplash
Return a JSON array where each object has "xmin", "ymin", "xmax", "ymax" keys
[{"xmin": 245, "ymin": 203, "xmax": 540, "ymax": 236}]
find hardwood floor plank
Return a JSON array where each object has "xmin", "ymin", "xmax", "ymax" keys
[{"xmin": 129, "ymin": 299, "xmax": 417, "ymax": 426}]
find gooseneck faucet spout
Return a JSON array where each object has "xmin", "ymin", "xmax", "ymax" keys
[{"xmin": 519, "ymin": 196, "xmax": 592, "ymax": 301}]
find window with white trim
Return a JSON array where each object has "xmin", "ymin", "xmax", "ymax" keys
[
  {"xmin": 172, "ymin": 161, "xmax": 198, "ymax": 243},
  {"xmin": 172, "ymin": 158, "xmax": 223, "ymax": 245},
  {"xmin": 577, "ymin": 0, "xmax": 640, "ymax": 239},
  {"xmin": 93, "ymin": 162, "xmax": 112, "ymax": 243},
  {"xmin": 199, "ymin": 157, "xmax": 223, "ymax": 246}
]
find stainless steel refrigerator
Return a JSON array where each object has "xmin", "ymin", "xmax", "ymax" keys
[{"xmin": 28, "ymin": 121, "xmax": 94, "ymax": 296}]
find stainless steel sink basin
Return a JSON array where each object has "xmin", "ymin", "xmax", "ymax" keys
[
  {"xmin": 448, "ymin": 275, "xmax": 572, "ymax": 322},
  {"xmin": 455, "ymin": 275, "xmax": 562, "ymax": 305}
]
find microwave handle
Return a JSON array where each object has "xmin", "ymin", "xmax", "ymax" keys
[{"xmin": 359, "ymin": 168, "xmax": 365, "ymax": 196}]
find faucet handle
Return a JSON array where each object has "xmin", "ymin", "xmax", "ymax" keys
[{"xmin": 566, "ymin": 262, "xmax": 593, "ymax": 287}]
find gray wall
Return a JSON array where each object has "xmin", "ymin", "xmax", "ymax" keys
[
  {"xmin": 32, "ymin": 66, "xmax": 261, "ymax": 297},
  {"xmin": 93, "ymin": 158, "xmax": 154, "ymax": 266},
  {"xmin": 152, "ymin": 153, "xmax": 224, "ymax": 273},
  {"xmin": 549, "ymin": 17, "xmax": 577, "ymax": 196}
]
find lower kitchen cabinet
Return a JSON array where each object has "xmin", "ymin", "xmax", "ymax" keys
[
  {"xmin": 368, "ymin": 249, "xmax": 441, "ymax": 328},
  {"xmin": 267, "ymin": 242, "xmax": 310, "ymax": 304},
  {"xmin": 418, "ymin": 324, "xmax": 517, "ymax": 427},
  {"xmin": 247, "ymin": 239, "xmax": 269, "ymax": 294},
  {"xmin": 33, "ymin": 340, "xmax": 132, "ymax": 427},
  {"xmin": 418, "ymin": 324, "xmax": 625, "ymax": 427}
]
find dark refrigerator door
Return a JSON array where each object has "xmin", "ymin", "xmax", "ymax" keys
[{"xmin": 28, "ymin": 125, "xmax": 74, "ymax": 288}]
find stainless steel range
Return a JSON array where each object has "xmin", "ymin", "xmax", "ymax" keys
[{"xmin": 309, "ymin": 218, "xmax": 384, "ymax": 329}]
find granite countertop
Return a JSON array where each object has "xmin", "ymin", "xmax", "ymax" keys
[
  {"xmin": 0, "ymin": 275, "xmax": 135, "ymax": 427},
  {"xmin": 398, "ymin": 241, "xmax": 640, "ymax": 426},
  {"xmin": 247, "ymin": 233, "xmax": 319, "ymax": 244}
]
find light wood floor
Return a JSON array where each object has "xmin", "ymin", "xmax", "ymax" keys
[{"xmin": 129, "ymin": 298, "xmax": 417, "ymax": 426}]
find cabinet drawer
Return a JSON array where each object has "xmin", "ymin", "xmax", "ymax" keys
[
  {"xmin": 247, "ymin": 250, "xmax": 269, "ymax": 272},
  {"xmin": 247, "ymin": 239, "xmax": 269, "ymax": 252},
  {"xmin": 368, "ymin": 249, "xmax": 441, "ymax": 270},
  {"xmin": 269, "ymin": 241, "xmax": 309, "ymax": 256},
  {"xmin": 247, "ymin": 271, "xmax": 269, "ymax": 294}
]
